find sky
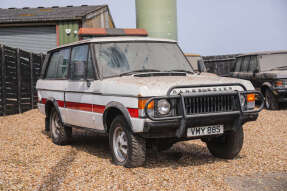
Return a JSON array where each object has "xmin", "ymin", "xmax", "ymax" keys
[{"xmin": 1, "ymin": 0, "xmax": 287, "ymax": 56}]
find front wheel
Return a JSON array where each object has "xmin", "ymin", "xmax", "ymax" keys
[
  {"xmin": 109, "ymin": 116, "xmax": 146, "ymax": 168},
  {"xmin": 206, "ymin": 125, "xmax": 243, "ymax": 159}
]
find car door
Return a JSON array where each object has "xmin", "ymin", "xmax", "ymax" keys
[
  {"xmin": 248, "ymin": 55, "xmax": 261, "ymax": 89},
  {"xmin": 38, "ymin": 48, "xmax": 70, "ymax": 121},
  {"xmin": 64, "ymin": 44, "xmax": 103, "ymax": 130}
]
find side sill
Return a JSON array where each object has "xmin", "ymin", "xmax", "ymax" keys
[{"xmin": 64, "ymin": 123, "xmax": 107, "ymax": 135}]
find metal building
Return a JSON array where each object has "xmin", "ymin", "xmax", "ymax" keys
[
  {"xmin": 0, "ymin": 5, "xmax": 115, "ymax": 53},
  {"xmin": 136, "ymin": 0, "xmax": 177, "ymax": 40}
]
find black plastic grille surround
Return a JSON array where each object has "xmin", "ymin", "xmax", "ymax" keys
[{"xmin": 183, "ymin": 94, "xmax": 240, "ymax": 115}]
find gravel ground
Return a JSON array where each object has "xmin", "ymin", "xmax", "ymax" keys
[{"xmin": 0, "ymin": 109, "xmax": 286, "ymax": 190}]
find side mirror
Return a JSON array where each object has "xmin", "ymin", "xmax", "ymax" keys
[
  {"xmin": 72, "ymin": 61, "xmax": 86, "ymax": 80},
  {"xmin": 197, "ymin": 60, "xmax": 207, "ymax": 73}
]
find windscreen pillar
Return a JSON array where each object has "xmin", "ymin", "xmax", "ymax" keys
[{"xmin": 136, "ymin": 0, "xmax": 177, "ymax": 41}]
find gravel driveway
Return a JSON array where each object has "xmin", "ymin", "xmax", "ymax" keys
[{"xmin": 0, "ymin": 109, "xmax": 286, "ymax": 190}]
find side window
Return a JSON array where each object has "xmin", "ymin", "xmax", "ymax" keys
[
  {"xmin": 45, "ymin": 48, "xmax": 70, "ymax": 79},
  {"xmin": 248, "ymin": 56, "xmax": 258, "ymax": 72},
  {"xmin": 45, "ymin": 51, "xmax": 59, "ymax": 79},
  {"xmin": 241, "ymin": 56, "xmax": 250, "ymax": 72},
  {"xmin": 57, "ymin": 48, "xmax": 70, "ymax": 78},
  {"xmin": 70, "ymin": 45, "xmax": 89, "ymax": 80},
  {"xmin": 234, "ymin": 57, "xmax": 242, "ymax": 72},
  {"xmin": 87, "ymin": 50, "xmax": 95, "ymax": 79}
]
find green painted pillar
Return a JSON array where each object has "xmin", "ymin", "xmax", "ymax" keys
[{"xmin": 136, "ymin": 0, "xmax": 177, "ymax": 40}]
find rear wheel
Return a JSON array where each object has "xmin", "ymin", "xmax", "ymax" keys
[
  {"xmin": 49, "ymin": 108, "xmax": 72, "ymax": 145},
  {"xmin": 109, "ymin": 116, "xmax": 146, "ymax": 168},
  {"xmin": 265, "ymin": 89, "xmax": 279, "ymax": 110},
  {"xmin": 206, "ymin": 125, "xmax": 243, "ymax": 159}
]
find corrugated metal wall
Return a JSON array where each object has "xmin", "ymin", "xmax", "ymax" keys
[
  {"xmin": 0, "ymin": 26, "xmax": 56, "ymax": 53},
  {"xmin": 58, "ymin": 22, "xmax": 79, "ymax": 46}
]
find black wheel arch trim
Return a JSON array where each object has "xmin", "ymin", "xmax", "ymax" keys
[
  {"xmin": 103, "ymin": 101, "xmax": 134, "ymax": 133},
  {"xmin": 261, "ymin": 82, "xmax": 274, "ymax": 95},
  {"xmin": 45, "ymin": 97, "xmax": 63, "ymax": 123}
]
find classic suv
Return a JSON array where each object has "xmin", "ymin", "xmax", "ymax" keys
[
  {"xmin": 231, "ymin": 51, "xmax": 287, "ymax": 110},
  {"xmin": 37, "ymin": 37, "xmax": 264, "ymax": 167}
]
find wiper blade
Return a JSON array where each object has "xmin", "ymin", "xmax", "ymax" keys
[
  {"xmin": 120, "ymin": 69, "xmax": 161, "ymax": 76},
  {"xmin": 166, "ymin": 69, "xmax": 193, "ymax": 74},
  {"xmin": 270, "ymin": 66, "xmax": 287, "ymax": 70}
]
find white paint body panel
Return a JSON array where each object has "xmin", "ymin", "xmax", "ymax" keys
[{"xmin": 36, "ymin": 37, "xmax": 256, "ymax": 133}]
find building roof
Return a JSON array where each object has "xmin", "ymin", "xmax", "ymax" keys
[
  {"xmin": 237, "ymin": 50, "xmax": 287, "ymax": 57},
  {"xmin": 50, "ymin": 36, "xmax": 177, "ymax": 52},
  {"xmin": 0, "ymin": 5, "xmax": 107, "ymax": 24}
]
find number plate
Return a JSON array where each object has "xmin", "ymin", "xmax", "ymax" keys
[{"xmin": 187, "ymin": 125, "xmax": 224, "ymax": 137}]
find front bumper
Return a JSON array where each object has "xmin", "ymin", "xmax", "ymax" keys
[
  {"xmin": 142, "ymin": 84, "xmax": 264, "ymax": 139},
  {"xmin": 141, "ymin": 112, "xmax": 258, "ymax": 139}
]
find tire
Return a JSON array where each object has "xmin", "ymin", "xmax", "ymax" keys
[
  {"xmin": 49, "ymin": 108, "xmax": 72, "ymax": 145},
  {"xmin": 265, "ymin": 89, "xmax": 279, "ymax": 110},
  {"xmin": 109, "ymin": 116, "xmax": 146, "ymax": 168},
  {"xmin": 206, "ymin": 125, "xmax": 244, "ymax": 159}
]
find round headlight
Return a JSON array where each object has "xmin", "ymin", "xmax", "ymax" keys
[{"xmin": 157, "ymin": 99, "xmax": 171, "ymax": 115}]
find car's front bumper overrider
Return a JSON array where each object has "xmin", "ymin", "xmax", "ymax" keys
[{"xmin": 144, "ymin": 89, "xmax": 265, "ymax": 138}]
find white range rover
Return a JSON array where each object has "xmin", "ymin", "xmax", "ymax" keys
[{"xmin": 37, "ymin": 36, "xmax": 264, "ymax": 167}]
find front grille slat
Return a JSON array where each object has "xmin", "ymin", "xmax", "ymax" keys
[{"xmin": 184, "ymin": 94, "xmax": 239, "ymax": 115}]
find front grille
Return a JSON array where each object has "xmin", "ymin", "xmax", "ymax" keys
[{"xmin": 184, "ymin": 94, "xmax": 240, "ymax": 115}]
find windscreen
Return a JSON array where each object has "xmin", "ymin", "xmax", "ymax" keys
[
  {"xmin": 259, "ymin": 53, "xmax": 287, "ymax": 71},
  {"xmin": 94, "ymin": 41, "xmax": 193, "ymax": 78}
]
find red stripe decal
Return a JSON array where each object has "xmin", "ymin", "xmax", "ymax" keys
[
  {"xmin": 42, "ymin": 98, "xmax": 47, "ymax": 104},
  {"xmin": 93, "ymin": 104, "xmax": 105, "ymax": 113},
  {"xmin": 128, "ymin": 108, "xmax": 139, "ymax": 118},
  {"xmin": 66, "ymin": 102, "xmax": 93, "ymax": 112},
  {"xmin": 41, "ymin": 99, "xmax": 139, "ymax": 118},
  {"xmin": 57, "ymin": 100, "xmax": 65, "ymax": 107}
]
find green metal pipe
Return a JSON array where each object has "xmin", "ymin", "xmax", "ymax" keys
[{"xmin": 136, "ymin": 0, "xmax": 177, "ymax": 40}]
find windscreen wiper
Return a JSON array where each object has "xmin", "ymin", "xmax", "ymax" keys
[
  {"xmin": 166, "ymin": 69, "xmax": 193, "ymax": 74},
  {"xmin": 120, "ymin": 69, "xmax": 161, "ymax": 76},
  {"xmin": 270, "ymin": 66, "xmax": 287, "ymax": 70}
]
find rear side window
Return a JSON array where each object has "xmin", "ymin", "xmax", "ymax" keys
[
  {"xmin": 234, "ymin": 57, "xmax": 242, "ymax": 72},
  {"xmin": 57, "ymin": 48, "xmax": 70, "ymax": 78},
  {"xmin": 70, "ymin": 44, "xmax": 89, "ymax": 80},
  {"xmin": 241, "ymin": 56, "xmax": 250, "ymax": 72},
  {"xmin": 248, "ymin": 56, "xmax": 258, "ymax": 72},
  {"xmin": 45, "ymin": 48, "xmax": 70, "ymax": 79},
  {"xmin": 45, "ymin": 52, "xmax": 59, "ymax": 79}
]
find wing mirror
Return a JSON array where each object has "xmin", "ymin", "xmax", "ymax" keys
[{"xmin": 72, "ymin": 61, "xmax": 86, "ymax": 80}]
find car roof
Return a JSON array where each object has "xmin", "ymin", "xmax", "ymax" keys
[
  {"xmin": 237, "ymin": 50, "xmax": 287, "ymax": 57},
  {"xmin": 49, "ymin": 36, "xmax": 177, "ymax": 52}
]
